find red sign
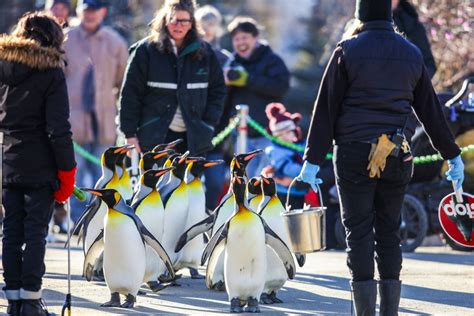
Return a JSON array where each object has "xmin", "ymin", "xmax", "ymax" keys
[{"xmin": 438, "ymin": 193, "xmax": 474, "ymax": 248}]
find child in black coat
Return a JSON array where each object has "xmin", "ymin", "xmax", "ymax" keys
[{"xmin": 0, "ymin": 12, "xmax": 76, "ymax": 315}]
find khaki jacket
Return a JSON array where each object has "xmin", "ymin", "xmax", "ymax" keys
[{"xmin": 64, "ymin": 25, "xmax": 128, "ymax": 145}]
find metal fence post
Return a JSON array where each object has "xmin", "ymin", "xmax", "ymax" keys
[{"xmin": 236, "ymin": 104, "xmax": 249, "ymax": 154}]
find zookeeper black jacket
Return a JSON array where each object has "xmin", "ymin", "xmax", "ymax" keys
[
  {"xmin": 0, "ymin": 35, "xmax": 76, "ymax": 185},
  {"xmin": 304, "ymin": 21, "xmax": 460, "ymax": 165},
  {"xmin": 119, "ymin": 38, "xmax": 226, "ymax": 155}
]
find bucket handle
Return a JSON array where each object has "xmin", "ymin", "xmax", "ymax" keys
[{"xmin": 286, "ymin": 177, "xmax": 324, "ymax": 212}]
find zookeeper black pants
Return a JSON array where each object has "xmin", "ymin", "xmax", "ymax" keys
[
  {"xmin": 2, "ymin": 183, "xmax": 54, "ymax": 300},
  {"xmin": 334, "ymin": 142, "xmax": 413, "ymax": 282}
]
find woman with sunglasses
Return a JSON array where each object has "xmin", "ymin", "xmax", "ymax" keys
[{"xmin": 119, "ymin": 0, "xmax": 226, "ymax": 156}]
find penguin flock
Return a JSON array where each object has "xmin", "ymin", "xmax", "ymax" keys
[{"xmin": 74, "ymin": 141, "xmax": 305, "ymax": 313}]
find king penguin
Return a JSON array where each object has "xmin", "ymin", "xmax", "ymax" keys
[
  {"xmin": 257, "ymin": 175, "xmax": 305, "ymax": 304},
  {"xmin": 175, "ymin": 150, "xmax": 262, "ymax": 290},
  {"xmin": 201, "ymin": 175, "xmax": 296, "ymax": 313},
  {"xmin": 73, "ymin": 145, "xmax": 132, "ymax": 252},
  {"xmin": 131, "ymin": 167, "xmax": 174, "ymax": 291},
  {"xmin": 157, "ymin": 152, "xmax": 194, "ymax": 282},
  {"xmin": 152, "ymin": 138, "xmax": 184, "ymax": 153},
  {"xmin": 247, "ymin": 177, "xmax": 263, "ymax": 212},
  {"xmin": 175, "ymin": 159, "xmax": 224, "ymax": 277},
  {"xmin": 82, "ymin": 188, "xmax": 175, "ymax": 308},
  {"xmin": 115, "ymin": 148, "xmax": 134, "ymax": 202}
]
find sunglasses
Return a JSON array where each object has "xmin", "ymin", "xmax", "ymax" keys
[{"xmin": 168, "ymin": 18, "xmax": 192, "ymax": 26}]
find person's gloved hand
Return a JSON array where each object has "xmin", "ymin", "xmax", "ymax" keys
[
  {"xmin": 225, "ymin": 66, "xmax": 248, "ymax": 87},
  {"xmin": 54, "ymin": 166, "xmax": 77, "ymax": 203},
  {"xmin": 296, "ymin": 161, "xmax": 323, "ymax": 192},
  {"xmin": 445, "ymin": 155, "xmax": 464, "ymax": 190}
]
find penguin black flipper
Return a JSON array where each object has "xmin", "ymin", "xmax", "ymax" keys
[
  {"xmin": 175, "ymin": 212, "xmax": 216, "ymax": 253},
  {"xmin": 261, "ymin": 218, "xmax": 296, "ymax": 279},
  {"xmin": 83, "ymin": 230, "xmax": 104, "ymax": 282},
  {"xmin": 72, "ymin": 196, "xmax": 103, "ymax": 248},
  {"xmin": 201, "ymin": 222, "xmax": 228, "ymax": 265},
  {"xmin": 116, "ymin": 199, "xmax": 177, "ymax": 280},
  {"xmin": 140, "ymin": 226, "xmax": 176, "ymax": 281}
]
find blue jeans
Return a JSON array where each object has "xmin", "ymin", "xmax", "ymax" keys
[
  {"xmin": 70, "ymin": 142, "xmax": 108, "ymax": 222},
  {"xmin": 204, "ymin": 152, "xmax": 229, "ymax": 210},
  {"xmin": 245, "ymin": 137, "xmax": 271, "ymax": 178}
]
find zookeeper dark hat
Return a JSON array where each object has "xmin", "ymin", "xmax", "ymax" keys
[{"xmin": 355, "ymin": 0, "xmax": 392, "ymax": 22}]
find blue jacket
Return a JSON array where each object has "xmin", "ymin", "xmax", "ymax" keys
[{"xmin": 265, "ymin": 143, "xmax": 307, "ymax": 196}]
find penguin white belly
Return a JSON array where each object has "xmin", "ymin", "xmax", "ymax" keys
[
  {"xmin": 213, "ymin": 196, "xmax": 235, "ymax": 235},
  {"xmin": 135, "ymin": 194, "xmax": 165, "ymax": 282},
  {"xmin": 225, "ymin": 215, "xmax": 266, "ymax": 300},
  {"xmin": 160, "ymin": 183, "xmax": 189, "ymax": 272},
  {"xmin": 261, "ymin": 203, "xmax": 292, "ymax": 294},
  {"xmin": 177, "ymin": 182, "xmax": 206, "ymax": 270},
  {"xmin": 103, "ymin": 213, "xmax": 146, "ymax": 296},
  {"xmin": 85, "ymin": 201, "xmax": 107, "ymax": 252},
  {"xmin": 208, "ymin": 196, "xmax": 235, "ymax": 286}
]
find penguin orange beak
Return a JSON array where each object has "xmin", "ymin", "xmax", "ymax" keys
[
  {"xmin": 253, "ymin": 179, "xmax": 261, "ymax": 187},
  {"xmin": 204, "ymin": 160, "xmax": 224, "ymax": 168},
  {"xmin": 81, "ymin": 188, "xmax": 102, "ymax": 197},
  {"xmin": 243, "ymin": 149, "xmax": 263, "ymax": 161},
  {"xmin": 179, "ymin": 151, "xmax": 190, "ymax": 164},
  {"xmin": 262, "ymin": 177, "xmax": 270, "ymax": 185},
  {"xmin": 166, "ymin": 138, "xmax": 184, "ymax": 149},
  {"xmin": 155, "ymin": 167, "xmax": 175, "ymax": 177},
  {"xmin": 153, "ymin": 149, "xmax": 172, "ymax": 159}
]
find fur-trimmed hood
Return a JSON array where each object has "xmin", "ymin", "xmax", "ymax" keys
[
  {"xmin": 0, "ymin": 35, "xmax": 64, "ymax": 70},
  {"xmin": 0, "ymin": 35, "xmax": 65, "ymax": 85}
]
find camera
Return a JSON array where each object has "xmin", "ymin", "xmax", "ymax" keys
[{"xmin": 227, "ymin": 68, "xmax": 242, "ymax": 81}]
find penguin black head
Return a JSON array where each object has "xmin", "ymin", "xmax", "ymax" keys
[
  {"xmin": 247, "ymin": 177, "xmax": 262, "ymax": 196},
  {"xmin": 140, "ymin": 149, "xmax": 175, "ymax": 172},
  {"xmin": 115, "ymin": 144, "xmax": 134, "ymax": 168},
  {"xmin": 232, "ymin": 174, "xmax": 247, "ymax": 206},
  {"xmin": 189, "ymin": 159, "xmax": 224, "ymax": 178},
  {"xmin": 152, "ymin": 138, "xmax": 184, "ymax": 153},
  {"xmin": 230, "ymin": 149, "xmax": 263, "ymax": 177},
  {"xmin": 141, "ymin": 167, "xmax": 175, "ymax": 188},
  {"xmin": 102, "ymin": 145, "xmax": 134, "ymax": 171},
  {"xmin": 260, "ymin": 175, "xmax": 276, "ymax": 196},
  {"xmin": 82, "ymin": 188, "xmax": 121, "ymax": 209},
  {"xmin": 171, "ymin": 151, "xmax": 191, "ymax": 180}
]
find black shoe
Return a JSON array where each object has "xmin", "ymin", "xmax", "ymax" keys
[
  {"xmin": 7, "ymin": 300, "xmax": 21, "ymax": 316},
  {"xmin": 20, "ymin": 299, "xmax": 52, "ymax": 316},
  {"xmin": 350, "ymin": 280, "xmax": 377, "ymax": 316},
  {"xmin": 379, "ymin": 279, "xmax": 401, "ymax": 316}
]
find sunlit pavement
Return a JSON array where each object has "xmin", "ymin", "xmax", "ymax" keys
[{"xmin": 0, "ymin": 236, "xmax": 473, "ymax": 315}]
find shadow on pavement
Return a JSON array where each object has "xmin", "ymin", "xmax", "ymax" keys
[{"xmin": 404, "ymin": 250, "xmax": 474, "ymax": 266}]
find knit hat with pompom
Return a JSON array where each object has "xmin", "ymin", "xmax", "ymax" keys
[{"xmin": 265, "ymin": 103, "xmax": 302, "ymax": 141}]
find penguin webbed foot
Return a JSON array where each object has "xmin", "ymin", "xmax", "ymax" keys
[
  {"xmin": 230, "ymin": 298, "xmax": 244, "ymax": 313},
  {"xmin": 158, "ymin": 272, "xmax": 181, "ymax": 284},
  {"xmin": 147, "ymin": 281, "xmax": 166, "ymax": 292},
  {"xmin": 189, "ymin": 268, "xmax": 205, "ymax": 279},
  {"xmin": 211, "ymin": 280, "xmax": 226, "ymax": 292},
  {"xmin": 100, "ymin": 292, "xmax": 121, "ymax": 307},
  {"xmin": 245, "ymin": 297, "xmax": 261, "ymax": 313},
  {"xmin": 120, "ymin": 294, "xmax": 136, "ymax": 308},
  {"xmin": 269, "ymin": 291, "xmax": 283, "ymax": 304},
  {"xmin": 259, "ymin": 293, "xmax": 273, "ymax": 305}
]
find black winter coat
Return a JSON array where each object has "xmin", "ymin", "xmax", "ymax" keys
[
  {"xmin": 0, "ymin": 35, "xmax": 76, "ymax": 185},
  {"xmin": 226, "ymin": 44, "xmax": 290, "ymax": 137},
  {"xmin": 119, "ymin": 38, "xmax": 226, "ymax": 155}
]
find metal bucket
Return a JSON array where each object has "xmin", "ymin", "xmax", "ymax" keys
[{"xmin": 282, "ymin": 178, "xmax": 326, "ymax": 253}]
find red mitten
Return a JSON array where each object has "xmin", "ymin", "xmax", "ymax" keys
[{"xmin": 54, "ymin": 167, "xmax": 77, "ymax": 203}]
